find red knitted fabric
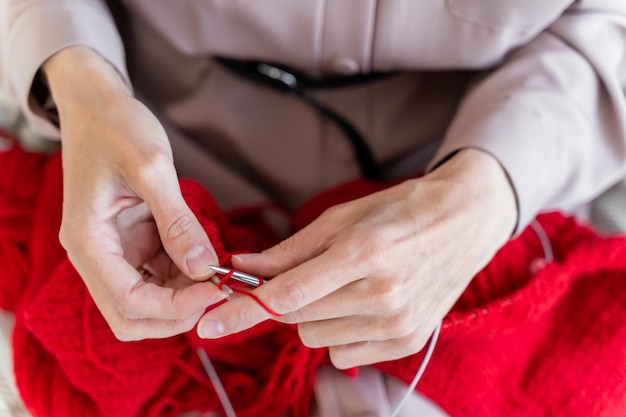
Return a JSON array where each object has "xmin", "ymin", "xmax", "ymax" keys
[
  {"xmin": 0, "ymin": 130, "xmax": 49, "ymax": 311},
  {"xmin": 2, "ymin": 139, "xmax": 626, "ymax": 417}
]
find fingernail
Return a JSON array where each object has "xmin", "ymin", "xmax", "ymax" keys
[
  {"xmin": 232, "ymin": 253, "xmax": 259, "ymax": 263},
  {"xmin": 198, "ymin": 319, "xmax": 225, "ymax": 339},
  {"xmin": 186, "ymin": 245, "xmax": 215, "ymax": 279}
]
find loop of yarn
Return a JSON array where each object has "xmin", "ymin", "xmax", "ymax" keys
[{"xmin": 216, "ymin": 267, "xmax": 282, "ymax": 317}]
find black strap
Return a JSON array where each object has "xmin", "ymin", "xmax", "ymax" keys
[{"xmin": 216, "ymin": 58, "xmax": 384, "ymax": 181}]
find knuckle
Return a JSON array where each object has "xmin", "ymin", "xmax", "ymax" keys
[
  {"xmin": 165, "ymin": 213, "xmax": 197, "ymax": 243},
  {"xmin": 113, "ymin": 289, "xmax": 147, "ymax": 320},
  {"xmin": 375, "ymin": 282, "xmax": 406, "ymax": 313},
  {"xmin": 167, "ymin": 298, "xmax": 194, "ymax": 321},
  {"xmin": 115, "ymin": 301, "xmax": 141, "ymax": 320},
  {"xmin": 110, "ymin": 320, "xmax": 139, "ymax": 342},
  {"xmin": 337, "ymin": 227, "xmax": 387, "ymax": 269},
  {"xmin": 133, "ymin": 149, "xmax": 171, "ymax": 183},
  {"xmin": 278, "ymin": 309, "xmax": 302, "ymax": 325},
  {"xmin": 277, "ymin": 280, "xmax": 308, "ymax": 313},
  {"xmin": 401, "ymin": 331, "xmax": 430, "ymax": 357},
  {"xmin": 361, "ymin": 240, "xmax": 391, "ymax": 270},
  {"xmin": 229, "ymin": 302, "xmax": 258, "ymax": 329},
  {"xmin": 332, "ymin": 229, "xmax": 366, "ymax": 263},
  {"xmin": 328, "ymin": 346, "xmax": 353, "ymax": 370},
  {"xmin": 318, "ymin": 204, "xmax": 344, "ymax": 223},
  {"xmin": 297, "ymin": 324, "xmax": 322, "ymax": 348},
  {"xmin": 179, "ymin": 315, "xmax": 202, "ymax": 333},
  {"xmin": 153, "ymin": 286, "xmax": 195, "ymax": 321},
  {"xmin": 58, "ymin": 221, "xmax": 80, "ymax": 252},
  {"xmin": 174, "ymin": 301, "xmax": 206, "ymax": 323},
  {"xmin": 386, "ymin": 312, "xmax": 416, "ymax": 339}
]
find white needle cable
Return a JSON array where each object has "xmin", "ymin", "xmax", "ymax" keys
[
  {"xmin": 389, "ymin": 321, "xmax": 442, "ymax": 417},
  {"xmin": 197, "ymin": 348, "xmax": 237, "ymax": 417}
]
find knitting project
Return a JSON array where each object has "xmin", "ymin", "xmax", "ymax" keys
[{"xmin": 1, "ymin": 133, "xmax": 626, "ymax": 417}]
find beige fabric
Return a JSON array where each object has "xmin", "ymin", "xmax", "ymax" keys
[
  {"xmin": 122, "ymin": 0, "xmax": 569, "ymax": 72},
  {"xmin": 0, "ymin": 310, "xmax": 30, "ymax": 417},
  {"xmin": 177, "ymin": 365, "xmax": 451, "ymax": 417},
  {"xmin": 591, "ymin": 177, "xmax": 626, "ymax": 235},
  {"xmin": 123, "ymin": 11, "xmax": 466, "ymax": 211},
  {"xmin": 312, "ymin": 366, "xmax": 448, "ymax": 417},
  {"xmin": 2, "ymin": 0, "xmax": 626, "ymax": 230},
  {"xmin": 0, "ymin": 0, "xmax": 129, "ymax": 137}
]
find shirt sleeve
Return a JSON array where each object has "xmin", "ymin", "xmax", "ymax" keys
[
  {"xmin": 0, "ymin": 0, "xmax": 130, "ymax": 138},
  {"xmin": 427, "ymin": 0, "xmax": 626, "ymax": 232}
]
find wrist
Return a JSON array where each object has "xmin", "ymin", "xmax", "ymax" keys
[
  {"xmin": 428, "ymin": 148, "xmax": 518, "ymax": 236},
  {"xmin": 42, "ymin": 46, "xmax": 131, "ymax": 116}
]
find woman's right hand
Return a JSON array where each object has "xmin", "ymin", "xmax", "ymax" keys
[{"xmin": 44, "ymin": 46, "xmax": 227, "ymax": 340}]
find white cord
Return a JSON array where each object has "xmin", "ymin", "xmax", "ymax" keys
[
  {"xmin": 197, "ymin": 321, "xmax": 442, "ymax": 417},
  {"xmin": 198, "ymin": 222, "xmax": 546, "ymax": 417},
  {"xmin": 530, "ymin": 220, "xmax": 554, "ymax": 262},
  {"xmin": 196, "ymin": 348, "xmax": 238, "ymax": 417},
  {"xmin": 388, "ymin": 220, "xmax": 550, "ymax": 416},
  {"xmin": 389, "ymin": 321, "xmax": 442, "ymax": 417}
]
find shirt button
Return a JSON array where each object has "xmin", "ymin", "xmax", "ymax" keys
[{"xmin": 328, "ymin": 57, "xmax": 360, "ymax": 75}]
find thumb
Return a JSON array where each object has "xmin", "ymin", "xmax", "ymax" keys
[{"xmin": 144, "ymin": 180, "xmax": 218, "ymax": 280}]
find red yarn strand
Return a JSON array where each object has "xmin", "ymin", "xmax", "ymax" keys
[
  {"xmin": 216, "ymin": 267, "xmax": 281, "ymax": 317},
  {"xmin": 230, "ymin": 286, "xmax": 281, "ymax": 317}
]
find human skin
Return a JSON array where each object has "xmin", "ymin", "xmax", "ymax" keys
[
  {"xmin": 199, "ymin": 148, "xmax": 517, "ymax": 368},
  {"xmin": 44, "ymin": 46, "xmax": 227, "ymax": 340},
  {"xmin": 44, "ymin": 47, "xmax": 517, "ymax": 366}
]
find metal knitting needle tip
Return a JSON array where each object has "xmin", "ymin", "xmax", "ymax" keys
[
  {"xmin": 208, "ymin": 265, "xmax": 231, "ymax": 275},
  {"xmin": 208, "ymin": 265, "xmax": 264, "ymax": 287},
  {"xmin": 209, "ymin": 276, "xmax": 233, "ymax": 296}
]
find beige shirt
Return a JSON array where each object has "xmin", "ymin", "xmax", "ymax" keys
[{"xmin": 2, "ymin": 0, "xmax": 626, "ymax": 231}]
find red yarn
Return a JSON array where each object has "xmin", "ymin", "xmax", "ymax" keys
[
  {"xmin": 215, "ymin": 268, "xmax": 281, "ymax": 317},
  {"xmin": 0, "ymin": 129, "xmax": 49, "ymax": 311},
  {"xmin": 229, "ymin": 286, "xmax": 281, "ymax": 317},
  {"xmin": 3, "ymin": 143, "xmax": 626, "ymax": 417}
]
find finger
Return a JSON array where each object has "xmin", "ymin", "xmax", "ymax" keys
[
  {"xmin": 80, "ymin": 251, "xmax": 227, "ymax": 322},
  {"xmin": 198, "ymin": 249, "xmax": 364, "ymax": 338},
  {"xmin": 137, "ymin": 164, "xmax": 218, "ymax": 280},
  {"xmin": 126, "ymin": 278, "xmax": 227, "ymax": 320},
  {"xmin": 64, "ymin": 211, "xmax": 225, "ymax": 338},
  {"xmin": 196, "ymin": 291, "xmax": 271, "ymax": 339},
  {"xmin": 100, "ymin": 308, "xmax": 207, "ymax": 341},
  {"xmin": 328, "ymin": 329, "xmax": 435, "ymax": 369},
  {"xmin": 296, "ymin": 308, "xmax": 420, "ymax": 349},
  {"xmin": 276, "ymin": 275, "xmax": 408, "ymax": 324},
  {"xmin": 231, "ymin": 209, "xmax": 340, "ymax": 277}
]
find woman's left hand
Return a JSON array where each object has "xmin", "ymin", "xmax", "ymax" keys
[{"xmin": 197, "ymin": 149, "xmax": 517, "ymax": 368}]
